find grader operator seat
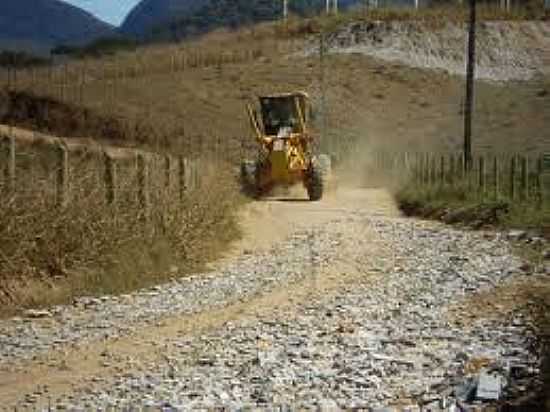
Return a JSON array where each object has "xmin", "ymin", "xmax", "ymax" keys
[{"xmin": 259, "ymin": 93, "xmax": 308, "ymax": 137}]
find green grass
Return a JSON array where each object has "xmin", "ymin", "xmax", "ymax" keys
[{"xmin": 396, "ymin": 181, "xmax": 550, "ymax": 232}]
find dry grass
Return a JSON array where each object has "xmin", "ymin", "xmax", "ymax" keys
[{"xmin": 0, "ymin": 141, "xmax": 242, "ymax": 314}]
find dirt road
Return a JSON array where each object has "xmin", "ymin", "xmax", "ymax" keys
[{"xmin": 0, "ymin": 186, "xmax": 542, "ymax": 410}]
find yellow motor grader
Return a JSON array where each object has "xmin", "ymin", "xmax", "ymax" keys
[{"xmin": 241, "ymin": 91, "xmax": 330, "ymax": 201}]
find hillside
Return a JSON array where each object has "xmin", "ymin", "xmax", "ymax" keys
[
  {"xmin": 1, "ymin": 17, "xmax": 549, "ymax": 159},
  {"xmin": 0, "ymin": 0, "xmax": 114, "ymax": 53},
  {"xmin": 317, "ymin": 20, "xmax": 550, "ymax": 81},
  {"xmin": 120, "ymin": 0, "xmax": 211, "ymax": 37},
  {"xmin": 121, "ymin": 0, "xmax": 360, "ymax": 40}
]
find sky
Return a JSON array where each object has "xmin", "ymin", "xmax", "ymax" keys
[{"xmin": 63, "ymin": 0, "xmax": 142, "ymax": 26}]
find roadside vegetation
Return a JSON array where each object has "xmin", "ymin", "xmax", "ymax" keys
[
  {"xmin": 0, "ymin": 140, "xmax": 242, "ymax": 315},
  {"xmin": 396, "ymin": 182, "xmax": 549, "ymax": 233}
]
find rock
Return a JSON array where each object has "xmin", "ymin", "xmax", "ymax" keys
[
  {"xmin": 454, "ymin": 378, "xmax": 477, "ymax": 403},
  {"xmin": 528, "ymin": 236, "xmax": 546, "ymax": 247},
  {"xmin": 543, "ymin": 250, "xmax": 550, "ymax": 261},
  {"xmin": 24, "ymin": 309, "xmax": 52, "ymax": 319},
  {"xmin": 422, "ymin": 399, "xmax": 441, "ymax": 411},
  {"xmin": 507, "ymin": 230, "xmax": 527, "ymax": 241},
  {"xmin": 519, "ymin": 262, "xmax": 533, "ymax": 274},
  {"xmin": 475, "ymin": 372, "xmax": 502, "ymax": 401}
]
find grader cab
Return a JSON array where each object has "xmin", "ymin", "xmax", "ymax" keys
[{"xmin": 241, "ymin": 92, "xmax": 330, "ymax": 201}]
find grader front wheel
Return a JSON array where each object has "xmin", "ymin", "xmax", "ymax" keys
[{"xmin": 306, "ymin": 164, "xmax": 324, "ymax": 201}]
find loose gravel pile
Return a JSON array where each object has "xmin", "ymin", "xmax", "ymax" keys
[{"xmin": 4, "ymin": 201, "xmax": 543, "ymax": 411}]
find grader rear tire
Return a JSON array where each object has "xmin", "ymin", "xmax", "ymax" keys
[{"xmin": 306, "ymin": 165, "xmax": 324, "ymax": 201}]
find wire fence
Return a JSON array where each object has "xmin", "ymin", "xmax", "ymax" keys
[
  {"xmin": 0, "ymin": 39, "xmax": 303, "ymax": 103},
  {"xmin": 371, "ymin": 151, "xmax": 550, "ymax": 208},
  {"xmin": 0, "ymin": 134, "xmax": 205, "ymax": 213}
]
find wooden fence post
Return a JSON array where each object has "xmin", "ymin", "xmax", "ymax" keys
[
  {"xmin": 449, "ymin": 154, "xmax": 456, "ymax": 186},
  {"xmin": 104, "ymin": 152, "xmax": 116, "ymax": 205},
  {"xmin": 2, "ymin": 134, "xmax": 15, "ymax": 192},
  {"xmin": 457, "ymin": 153, "xmax": 464, "ymax": 183},
  {"xmin": 478, "ymin": 155, "xmax": 486, "ymax": 197},
  {"xmin": 178, "ymin": 156, "xmax": 186, "ymax": 201},
  {"xmin": 467, "ymin": 154, "xmax": 474, "ymax": 191},
  {"xmin": 137, "ymin": 154, "xmax": 149, "ymax": 216},
  {"xmin": 415, "ymin": 153, "xmax": 422, "ymax": 184},
  {"xmin": 190, "ymin": 159, "xmax": 196, "ymax": 191},
  {"xmin": 403, "ymin": 152, "xmax": 410, "ymax": 178},
  {"xmin": 427, "ymin": 153, "xmax": 433, "ymax": 183},
  {"xmin": 430, "ymin": 154, "xmax": 437, "ymax": 186},
  {"xmin": 509, "ymin": 156, "xmax": 516, "ymax": 200},
  {"xmin": 194, "ymin": 158, "xmax": 200, "ymax": 189},
  {"xmin": 520, "ymin": 155, "xmax": 529, "ymax": 201},
  {"xmin": 536, "ymin": 155, "xmax": 543, "ymax": 209},
  {"xmin": 56, "ymin": 143, "xmax": 69, "ymax": 207},
  {"xmin": 439, "ymin": 155, "xmax": 445, "ymax": 185},
  {"xmin": 164, "ymin": 155, "xmax": 172, "ymax": 191},
  {"xmin": 421, "ymin": 153, "xmax": 426, "ymax": 184},
  {"xmin": 414, "ymin": 153, "xmax": 422, "ymax": 185},
  {"xmin": 493, "ymin": 156, "xmax": 499, "ymax": 200},
  {"xmin": 424, "ymin": 153, "xmax": 431, "ymax": 185}
]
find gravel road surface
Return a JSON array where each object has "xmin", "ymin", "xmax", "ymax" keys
[{"xmin": 0, "ymin": 188, "xmax": 542, "ymax": 411}]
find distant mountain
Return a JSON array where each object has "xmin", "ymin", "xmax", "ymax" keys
[
  {"xmin": 0, "ymin": 0, "xmax": 114, "ymax": 54},
  {"xmin": 120, "ymin": 0, "xmax": 211, "ymax": 37},
  {"xmin": 121, "ymin": 0, "xmax": 362, "ymax": 40}
]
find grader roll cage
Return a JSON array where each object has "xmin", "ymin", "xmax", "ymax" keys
[{"xmin": 241, "ymin": 91, "xmax": 330, "ymax": 201}]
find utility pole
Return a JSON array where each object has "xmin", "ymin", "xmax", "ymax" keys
[
  {"xmin": 326, "ymin": 0, "xmax": 330, "ymax": 14},
  {"xmin": 464, "ymin": 0, "xmax": 476, "ymax": 172},
  {"xmin": 333, "ymin": 0, "xmax": 339, "ymax": 14},
  {"xmin": 320, "ymin": 32, "xmax": 327, "ymax": 153},
  {"xmin": 283, "ymin": 0, "xmax": 288, "ymax": 20}
]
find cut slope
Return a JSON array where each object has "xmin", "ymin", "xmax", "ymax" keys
[{"xmin": 316, "ymin": 20, "xmax": 550, "ymax": 81}]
